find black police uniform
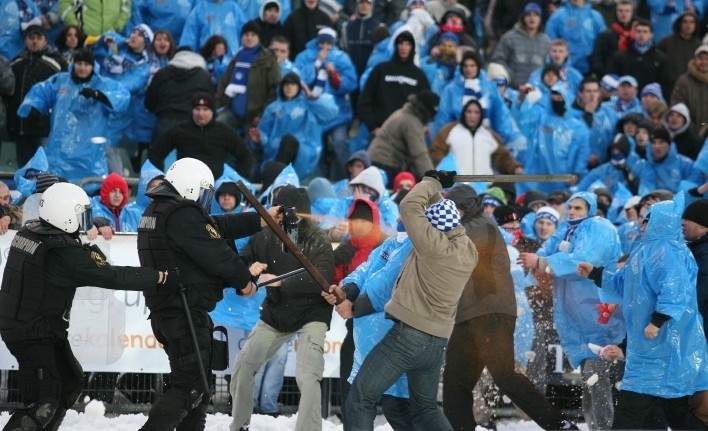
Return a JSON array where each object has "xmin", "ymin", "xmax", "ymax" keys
[
  {"xmin": 0, "ymin": 220, "xmax": 160, "ymax": 431},
  {"xmin": 137, "ymin": 183, "xmax": 261, "ymax": 431}
]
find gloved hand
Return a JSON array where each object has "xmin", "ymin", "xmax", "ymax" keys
[
  {"xmin": 80, "ymin": 87, "xmax": 112, "ymax": 107},
  {"xmin": 80, "ymin": 87, "xmax": 99, "ymax": 99},
  {"xmin": 424, "ymin": 170, "xmax": 457, "ymax": 189}
]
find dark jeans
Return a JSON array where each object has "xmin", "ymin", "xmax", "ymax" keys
[
  {"xmin": 612, "ymin": 390, "xmax": 708, "ymax": 430},
  {"xmin": 140, "ymin": 310, "xmax": 213, "ymax": 431},
  {"xmin": 339, "ymin": 319, "xmax": 354, "ymax": 420},
  {"xmin": 443, "ymin": 314, "xmax": 570, "ymax": 430},
  {"xmin": 345, "ymin": 321, "xmax": 450, "ymax": 431}
]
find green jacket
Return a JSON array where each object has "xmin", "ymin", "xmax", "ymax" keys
[
  {"xmin": 216, "ymin": 47, "xmax": 281, "ymax": 127},
  {"xmin": 59, "ymin": 0, "xmax": 131, "ymax": 36}
]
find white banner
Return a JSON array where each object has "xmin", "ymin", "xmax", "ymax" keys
[{"xmin": 0, "ymin": 231, "xmax": 346, "ymax": 377}]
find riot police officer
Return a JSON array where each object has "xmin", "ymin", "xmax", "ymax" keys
[
  {"xmin": 0, "ymin": 182, "xmax": 167, "ymax": 431},
  {"xmin": 137, "ymin": 158, "xmax": 277, "ymax": 431}
]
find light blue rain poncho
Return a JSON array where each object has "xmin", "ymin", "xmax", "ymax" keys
[
  {"xmin": 433, "ymin": 69, "xmax": 526, "ymax": 158},
  {"xmin": 568, "ymin": 103, "xmax": 619, "ymax": 165},
  {"xmin": 629, "ymin": 141, "xmax": 702, "ymax": 196},
  {"xmin": 538, "ymin": 191, "xmax": 625, "ymax": 368},
  {"xmin": 179, "ymin": 0, "xmax": 246, "ymax": 58},
  {"xmin": 257, "ymin": 164, "xmax": 300, "ymax": 207},
  {"xmin": 210, "ymin": 164, "xmax": 256, "ymax": 216},
  {"xmin": 17, "ymin": 62, "xmax": 131, "ymax": 185},
  {"xmin": 517, "ymin": 83, "xmax": 590, "ymax": 194},
  {"xmin": 121, "ymin": 160, "xmax": 164, "ymax": 232},
  {"xmin": 293, "ymin": 38, "xmax": 358, "ymax": 132},
  {"xmin": 647, "ymin": 0, "xmax": 705, "ymax": 41},
  {"xmin": 13, "ymin": 147, "xmax": 49, "ymax": 201},
  {"xmin": 598, "ymin": 194, "xmax": 708, "ymax": 397},
  {"xmin": 92, "ymin": 31, "xmax": 153, "ymax": 147},
  {"xmin": 0, "ymin": 0, "xmax": 41, "ymax": 60},
  {"xmin": 677, "ymin": 138, "xmax": 708, "ymax": 205},
  {"xmin": 544, "ymin": 1, "xmax": 607, "ymax": 74},
  {"xmin": 506, "ymin": 241, "xmax": 535, "ymax": 367},
  {"xmin": 358, "ymin": 37, "xmax": 390, "ymax": 90},
  {"xmin": 343, "ymin": 233, "xmax": 412, "ymax": 398},
  {"xmin": 527, "ymin": 58, "xmax": 584, "ymax": 103},
  {"xmin": 258, "ymin": 87, "xmax": 338, "ymax": 180},
  {"xmin": 136, "ymin": 0, "xmax": 195, "ymax": 42}
]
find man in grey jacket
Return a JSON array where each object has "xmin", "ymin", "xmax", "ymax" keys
[{"xmin": 324, "ymin": 170, "xmax": 477, "ymax": 431}]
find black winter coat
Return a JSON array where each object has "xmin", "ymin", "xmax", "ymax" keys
[
  {"xmin": 5, "ymin": 48, "xmax": 65, "ymax": 137},
  {"xmin": 144, "ymin": 55, "xmax": 213, "ymax": 121},
  {"xmin": 148, "ymin": 119, "xmax": 252, "ymax": 179},
  {"xmin": 358, "ymin": 32, "xmax": 430, "ymax": 131},
  {"xmin": 609, "ymin": 45, "xmax": 671, "ymax": 100},
  {"xmin": 243, "ymin": 219, "xmax": 334, "ymax": 333},
  {"xmin": 282, "ymin": 6, "xmax": 332, "ymax": 60}
]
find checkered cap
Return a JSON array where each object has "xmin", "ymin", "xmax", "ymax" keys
[{"xmin": 425, "ymin": 199, "xmax": 461, "ymax": 232}]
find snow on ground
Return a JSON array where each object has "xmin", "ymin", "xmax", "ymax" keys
[{"xmin": 0, "ymin": 408, "xmax": 582, "ymax": 431}]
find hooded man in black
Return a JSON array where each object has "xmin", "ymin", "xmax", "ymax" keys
[{"xmin": 357, "ymin": 29, "xmax": 430, "ymax": 137}]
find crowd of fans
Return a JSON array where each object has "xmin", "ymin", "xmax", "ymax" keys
[{"xmin": 1, "ymin": 0, "xmax": 708, "ymax": 429}]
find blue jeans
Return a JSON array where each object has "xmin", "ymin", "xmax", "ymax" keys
[
  {"xmin": 345, "ymin": 322, "xmax": 451, "ymax": 431},
  {"xmin": 252, "ymin": 338, "xmax": 289, "ymax": 414}
]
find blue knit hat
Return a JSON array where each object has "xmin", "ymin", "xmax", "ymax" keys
[{"xmin": 425, "ymin": 199, "xmax": 461, "ymax": 232}]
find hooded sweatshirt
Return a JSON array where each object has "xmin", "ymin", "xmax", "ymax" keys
[
  {"xmin": 358, "ymin": 29, "xmax": 430, "ymax": 130},
  {"xmin": 145, "ymin": 50, "xmax": 213, "ymax": 120}
]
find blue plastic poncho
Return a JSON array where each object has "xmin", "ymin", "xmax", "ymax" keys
[
  {"xmin": 433, "ymin": 69, "xmax": 525, "ymax": 148},
  {"xmin": 539, "ymin": 192, "xmax": 625, "ymax": 368},
  {"xmin": 293, "ymin": 39, "xmax": 357, "ymax": 131},
  {"xmin": 527, "ymin": 58, "xmax": 584, "ymax": 98},
  {"xmin": 568, "ymin": 103, "xmax": 618, "ymax": 164},
  {"xmin": 93, "ymin": 32, "xmax": 152, "ymax": 146},
  {"xmin": 630, "ymin": 143, "xmax": 702, "ymax": 195},
  {"xmin": 517, "ymin": 83, "xmax": 590, "ymax": 194},
  {"xmin": 258, "ymin": 90, "xmax": 338, "ymax": 179},
  {"xmin": 257, "ymin": 164, "xmax": 300, "ymax": 207},
  {"xmin": 507, "ymin": 244, "xmax": 535, "ymax": 367},
  {"xmin": 239, "ymin": 0, "xmax": 291, "ymax": 23},
  {"xmin": 359, "ymin": 37, "xmax": 390, "ymax": 90},
  {"xmin": 544, "ymin": 2, "xmax": 607, "ymax": 74},
  {"xmin": 179, "ymin": 0, "xmax": 246, "ymax": 57},
  {"xmin": 343, "ymin": 234, "xmax": 413, "ymax": 398},
  {"xmin": 17, "ymin": 65, "xmax": 131, "ymax": 184},
  {"xmin": 599, "ymin": 194, "xmax": 708, "ymax": 397},
  {"xmin": 137, "ymin": 0, "xmax": 195, "ymax": 42},
  {"xmin": 209, "ymin": 164, "xmax": 256, "ymax": 215},
  {"xmin": 13, "ymin": 147, "xmax": 49, "ymax": 200}
]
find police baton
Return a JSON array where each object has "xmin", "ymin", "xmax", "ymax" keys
[
  {"xmin": 235, "ymin": 181, "xmax": 345, "ymax": 304},
  {"xmin": 256, "ymin": 267, "xmax": 307, "ymax": 288},
  {"xmin": 171, "ymin": 267, "xmax": 212, "ymax": 403},
  {"xmin": 452, "ymin": 174, "xmax": 577, "ymax": 183}
]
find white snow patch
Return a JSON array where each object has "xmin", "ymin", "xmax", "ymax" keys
[
  {"xmin": 83, "ymin": 400, "xmax": 106, "ymax": 419},
  {"xmin": 585, "ymin": 373, "xmax": 599, "ymax": 386}
]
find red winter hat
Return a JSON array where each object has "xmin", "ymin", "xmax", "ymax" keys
[{"xmin": 100, "ymin": 173, "xmax": 129, "ymax": 209}]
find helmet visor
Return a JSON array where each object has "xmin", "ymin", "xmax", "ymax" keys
[
  {"xmin": 79, "ymin": 204, "xmax": 93, "ymax": 232},
  {"xmin": 197, "ymin": 185, "xmax": 215, "ymax": 211}
]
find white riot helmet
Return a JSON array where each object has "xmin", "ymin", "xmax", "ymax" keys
[
  {"xmin": 39, "ymin": 183, "xmax": 93, "ymax": 233},
  {"xmin": 165, "ymin": 158, "xmax": 215, "ymax": 210}
]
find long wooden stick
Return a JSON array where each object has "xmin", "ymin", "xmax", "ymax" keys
[
  {"xmin": 235, "ymin": 181, "xmax": 342, "ymax": 301},
  {"xmin": 453, "ymin": 174, "xmax": 577, "ymax": 183}
]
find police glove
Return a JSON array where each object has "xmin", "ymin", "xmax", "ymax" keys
[
  {"xmin": 79, "ymin": 87, "xmax": 112, "ymax": 107},
  {"xmin": 424, "ymin": 170, "xmax": 457, "ymax": 189}
]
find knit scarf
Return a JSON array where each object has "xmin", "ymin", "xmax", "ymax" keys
[
  {"xmin": 611, "ymin": 22, "xmax": 634, "ymax": 52},
  {"xmin": 229, "ymin": 45, "xmax": 260, "ymax": 119},
  {"xmin": 462, "ymin": 78, "xmax": 487, "ymax": 111},
  {"xmin": 564, "ymin": 216, "xmax": 588, "ymax": 242},
  {"xmin": 310, "ymin": 59, "xmax": 328, "ymax": 98},
  {"xmin": 633, "ymin": 39, "xmax": 653, "ymax": 54}
]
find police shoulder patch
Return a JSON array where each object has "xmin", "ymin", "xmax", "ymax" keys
[
  {"xmin": 206, "ymin": 224, "xmax": 220, "ymax": 239},
  {"xmin": 91, "ymin": 250, "xmax": 107, "ymax": 267}
]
